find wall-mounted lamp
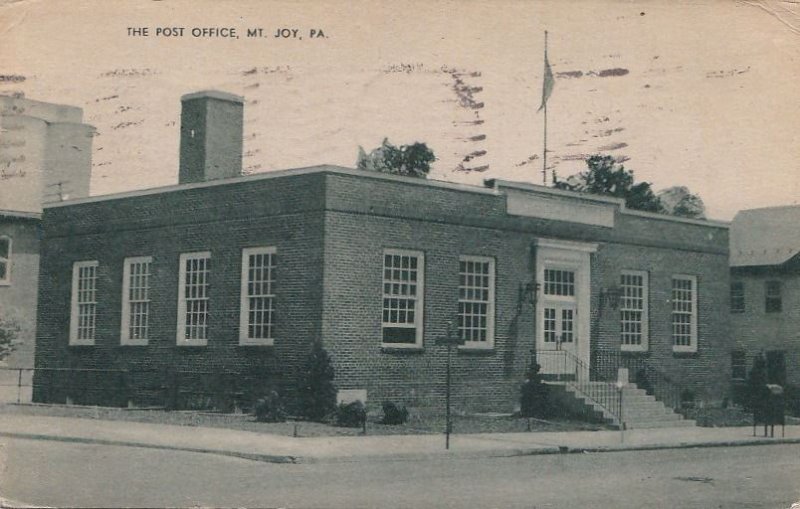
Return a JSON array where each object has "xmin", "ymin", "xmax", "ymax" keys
[
  {"xmin": 599, "ymin": 286, "xmax": 622, "ymax": 311},
  {"xmin": 518, "ymin": 281, "xmax": 540, "ymax": 307}
]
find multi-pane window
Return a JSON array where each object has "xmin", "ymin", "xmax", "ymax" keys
[
  {"xmin": 239, "ymin": 247, "xmax": 276, "ymax": 345},
  {"xmin": 730, "ymin": 281, "xmax": 745, "ymax": 314},
  {"xmin": 382, "ymin": 250, "xmax": 424, "ymax": 347},
  {"xmin": 543, "ymin": 307, "xmax": 574, "ymax": 344},
  {"xmin": 544, "ymin": 269, "xmax": 575, "ymax": 296},
  {"xmin": 70, "ymin": 261, "xmax": 98, "ymax": 345},
  {"xmin": 458, "ymin": 256, "xmax": 495, "ymax": 347},
  {"xmin": 731, "ymin": 349, "xmax": 747, "ymax": 380},
  {"xmin": 0, "ymin": 236, "xmax": 11, "ymax": 284},
  {"xmin": 177, "ymin": 252, "xmax": 210, "ymax": 345},
  {"xmin": 121, "ymin": 257, "xmax": 152, "ymax": 345},
  {"xmin": 765, "ymin": 280, "xmax": 782, "ymax": 313},
  {"xmin": 671, "ymin": 275, "xmax": 697, "ymax": 352},
  {"xmin": 620, "ymin": 271, "xmax": 648, "ymax": 351}
]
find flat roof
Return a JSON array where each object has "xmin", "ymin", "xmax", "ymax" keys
[{"xmin": 43, "ymin": 164, "xmax": 728, "ymax": 228}]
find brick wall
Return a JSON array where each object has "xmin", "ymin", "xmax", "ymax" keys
[
  {"xmin": 33, "ymin": 168, "xmax": 732, "ymax": 411},
  {"xmin": 33, "ymin": 173, "xmax": 327, "ymax": 407},
  {"xmin": 321, "ymin": 173, "xmax": 731, "ymax": 411}
]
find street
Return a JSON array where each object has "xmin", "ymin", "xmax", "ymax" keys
[{"xmin": 0, "ymin": 438, "xmax": 798, "ymax": 508}]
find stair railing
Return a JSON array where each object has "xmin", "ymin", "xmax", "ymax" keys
[
  {"xmin": 592, "ymin": 348, "xmax": 686, "ymax": 415},
  {"xmin": 536, "ymin": 349, "xmax": 622, "ymax": 425}
]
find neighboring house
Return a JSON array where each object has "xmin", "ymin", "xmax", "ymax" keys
[
  {"xmin": 32, "ymin": 90, "xmax": 732, "ymax": 413},
  {"xmin": 0, "ymin": 95, "xmax": 93, "ymax": 369},
  {"xmin": 730, "ymin": 206, "xmax": 800, "ymax": 388}
]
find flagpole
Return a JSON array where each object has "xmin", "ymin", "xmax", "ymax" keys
[{"xmin": 542, "ymin": 30, "xmax": 548, "ymax": 186}]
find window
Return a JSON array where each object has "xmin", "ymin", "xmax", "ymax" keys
[
  {"xmin": 544, "ymin": 268, "xmax": 575, "ymax": 297},
  {"xmin": 458, "ymin": 256, "xmax": 495, "ymax": 348},
  {"xmin": 765, "ymin": 280, "xmax": 782, "ymax": 313},
  {"xmin": 671, "ymin": 275, "xmax": 698, "ymax": 352},
  {"xmin": 730, "ymin": 281, "xmax": 745, "ymax": 314},
  {"xmin": 0, "ymin": 236, "xmax": 11, "ymax": 285},
  {"xmin": 121, "ymin": 257, "xmax": 152, "ymax": 345},
  {"xmin": 177, "ymin": 252, "xmax": 210, "ymax": 346},
  {"xmin": 731, "ymin": 350, "xmax": 747, "ymax": 380},
  {"xmin": 239, "ymin": 247, "xmax": 276, "ymax": 345},
  {"xmin": 620, "ymin": 271, "xmax": 649, "ymax": 351},
  {"xmin": 382, "ymin": 250, "xmax": 424, "ymax": 347},
  {"xmin": 69, "ymin": 261, "xmax": 98, "ymax": 345}
]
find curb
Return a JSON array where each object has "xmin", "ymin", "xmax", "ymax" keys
[
  {"xmin": 2, "ymin": 430, "xmax": 798, "ymax": 465},
  {"xmin": 0, "ymin": 432, "xmax": 298, "ymax": 464}
]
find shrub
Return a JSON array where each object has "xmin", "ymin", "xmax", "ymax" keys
[
  {"xmin": 680, "ymin": 388, "xmax": 696, "ymax": 409},
  {"xmin": 297, "ymin": 341, "xmax": 337, "ymax": 421},
  {"xmin": 520, "ymin": 361, "xmax": 550, "ymax": 418},
  {"xmin": 381, "ymin": 401, "xmax": 409, "ymax": 425},
  {"xmin": 784, "ymin": 385, "xmax": 800, "ymax": 418},
  {"xmin": 745, "ymin": 353, "xmax": 769, "ymax": 412},
  {"xmin": 335, "ymin": 400, "xmax": 367, "ymax": 428},
  {"xmin": 254, "ymin": 390, "xmax": 286, "ymax": 422}
]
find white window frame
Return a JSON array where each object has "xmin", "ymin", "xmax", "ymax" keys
[
  {"xmin": 671, "ymin": 274, "xmax": 698, "ymax": 353},
  {"xmin": 120, "ymin": 256, "xmax": 152, "ymax": 346},
  {"xmin": 620, "ymin": 270, "xmax": 649, "ymax": 352},
  {"xmin": 381, "ymin": 249, "xmax": 425, "ymax": 349},
  {"xmin": 69, "ymin": 260, "xmax": 99, "ymax": 346},
  {"xmin": 176, "ymin": 251, "xmax": 211, "ymax": 346},
  {"xmin": 0, "ymin": 235, "xmax": 11, "ymax": 286},
  {"xmin": 458, "ymin": 255, "xmax": 495, "ymax": 350},
  {"xmin": 239, "ymin": 246, "xmax": 277, "ymax": 346}
]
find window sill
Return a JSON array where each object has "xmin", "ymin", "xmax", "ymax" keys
[
  {"xmin": 239, "ymin": 339, "xmax": 275, "ymax": 347},
  {"xmin": 120, "ymin": 340, "xmax": 149, "ymax": 347},
  {"xmin": 68, "ymin": 341, "xmax": 95, "ymax": 347},
  {"xmin": 458, "ymin": 345, "xmax": 495, "ymax": 355},
  {"xmin": 176, "ymin": 341, "xmax": 208, "ymax": 347},
  {"xmin": 381, "ymin": 344, "xmax": 424, "ymax": 353},
  {"xmin": 621, "ymin": 346, "xmax": 649, "ymax": 354},
  {"xmin": 672, "ymin": 347, "xmax": 698, "ymax": 358}
]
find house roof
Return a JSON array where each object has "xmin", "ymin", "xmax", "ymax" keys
[{"xmin": 730, "ymin": 206, "xmax": 800, "ymax": 267}]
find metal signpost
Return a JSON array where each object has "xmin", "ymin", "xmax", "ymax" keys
[{"xmin": 435, "ymin": 320, "xmax": 464, "ymax": 450}]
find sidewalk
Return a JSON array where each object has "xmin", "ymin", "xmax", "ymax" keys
[{"xmin": 0, "ymin": 413, "xmax": 798, "ymax": 464}]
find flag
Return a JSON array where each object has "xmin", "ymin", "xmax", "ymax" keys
[{"xmin": 538, "ymin": 53, "xmax": 554, "ymax": 112}]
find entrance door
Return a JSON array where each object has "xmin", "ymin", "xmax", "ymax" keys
[{"xmin": 533, "ymin": 239, "xmax": 597, "ymax": 377}]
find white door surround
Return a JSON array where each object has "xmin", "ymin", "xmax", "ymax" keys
[{"xmin": 534, "ymin": 238, "xmax": 597, "ymax": 375}]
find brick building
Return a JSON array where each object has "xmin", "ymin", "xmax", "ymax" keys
[
  {"xmin": 729, "ymin": 206, "xmax": 800, "ymax": 388},
  {"xmin": 33, "ymin": 91, "xmax": 732, "ymax": 412}
]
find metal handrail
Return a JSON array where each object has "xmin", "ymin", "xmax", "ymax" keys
[
  {"xmin": 592, "ymin": 349, "xmax": 685, "ymax": 414},
  {"xmin": 536, "ymin": 349, "xmax": 622, "ymax": 425}
]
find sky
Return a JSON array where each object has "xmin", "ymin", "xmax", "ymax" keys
[{"xmin": 1, "ymin": 0, "xmax": 798, "ymax": 220}]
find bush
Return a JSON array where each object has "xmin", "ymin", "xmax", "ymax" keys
[
  {"xmin": 335, "ymin": 400, "xmax": 367, "ymax": 428},
  {"xmin": 297, "ymin": 341, "xmax": 337, "ymax": 421},
  {"xmin": 254, "ymin": 390, "xmax": 286, "ymax": 422},
  {"xmin": 520, "ymin": 361, "xmax": 550, "ymax": 418},
  {"xmin": 381, "ymin": 401, "xmax": 409, "ymax": 425},
  {"xmin": 680, "ymin": 388, "xmax": 696, "ymax": 409}
]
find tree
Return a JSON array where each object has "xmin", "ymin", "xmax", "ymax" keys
[
  {"xmin": 553, "ymin": 155, "xmax": 664, "ymax": 213},
  {"xmin": 657, "ymin": 186, "xmax": 706, "ymax": 219},
  {"xmin": 745, "ymin": 352, "xmax": 769, "ymax": 412},
  {"xmin": 297, "ymin": 341, "xmax": 337, "ymax": 421},
  {"xmin": 0, "ymin": 315, "xmax": 20, "ymax": 362},
  {"xmin": 356, "ymin": 138, "xmax": 436, "ymax": 179}
]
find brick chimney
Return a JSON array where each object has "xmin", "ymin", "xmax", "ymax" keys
[{"xmin": 178, "ymin": 90, "xmax": 243, "ymax": 184}]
